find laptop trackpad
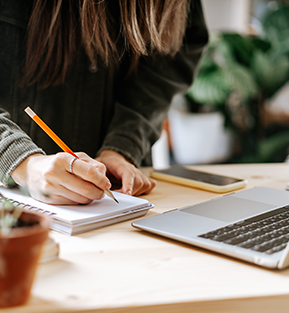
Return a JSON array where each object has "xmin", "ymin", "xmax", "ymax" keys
[{"xmin": 180, "ymin": 196, "xmax": 275, "ymax": 222}]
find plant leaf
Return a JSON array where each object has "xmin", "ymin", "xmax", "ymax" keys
[
  {"xmin": 252, "ymin": 50, "xmax": 289, "ymax": 95},
  {"xmin": 187, "ymin": 70, "xmax": 230, "ymax": 106},
  {"xmin": 221, "ymin": 33, "xmax": 254, "ymax": 66},
  {"xmin": 262, "ymin": 5, "xmax": 289, "ymax": 47},
  {"xmin": 223, "ymin": 64, "xmax": 258, "ymax": 101}
]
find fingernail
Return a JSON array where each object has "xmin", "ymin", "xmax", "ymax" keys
[
  {"xmin": 105, "ymin": 181, "xmax": 111, "ymax": 190},
  {"xmin": 127, "ymin": 189, "xmax": 132, "ymax": 195}
]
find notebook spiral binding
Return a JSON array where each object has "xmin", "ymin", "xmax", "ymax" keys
[{"xmin": 0, "ymin": 193, "xmax": 57, "ymax": 216}]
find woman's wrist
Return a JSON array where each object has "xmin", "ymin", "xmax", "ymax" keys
[
  {"xmin": 11, "ymin": 153, "xmax": 43, "ymax": 187},
  {"xmin": 98, "ymin": 149, "xmax": 134, "ymax": 165}
]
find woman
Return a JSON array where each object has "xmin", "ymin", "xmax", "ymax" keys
[{"xmin": 0, "ymin": 0, "xmax": 208, "ymax": 204}]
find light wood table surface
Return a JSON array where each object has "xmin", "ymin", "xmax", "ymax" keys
[{"xmin": 4, "ymin": 163, "xmax": 289, "ymax": 313}]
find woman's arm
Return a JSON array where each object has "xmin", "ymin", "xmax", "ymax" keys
[
  {"xmin": 97, "ymin": 0, "xmax": 209, "ymax": 192},
  {"xmin": 0, "ymin": 111, "xmax": 112, "ymax": 204},
  {"xmin": 0, "ymin": 108, "xmax": 45, "ymax": 187}
]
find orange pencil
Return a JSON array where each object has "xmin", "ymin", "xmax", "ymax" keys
[
  {"xmin": 24, "ymin": 107, "xmax": 118, "ymax": 203},
  {"xmin": 25, "ymin": 107, "xmax": 78, "ymax": 158}
]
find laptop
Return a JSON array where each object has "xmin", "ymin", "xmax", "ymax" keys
[{"xmin": 132, "ymin": 186, "xmax": 289, "ymax": 269}]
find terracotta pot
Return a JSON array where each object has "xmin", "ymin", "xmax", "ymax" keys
[{"xmin": 0, "ymin": 211, "xmax": 50, "ymax": 307}]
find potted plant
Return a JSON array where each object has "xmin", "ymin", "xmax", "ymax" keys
[
  {"xmin": 0, "ymin": 193, "xmax": 50, "ymax": 307},
  {"xmin": 169, "ymin": 2, "xmax": 289, "ymax": 164},
  {"xmin": 168, "ymin": 92, "xmax": 234, "ymax": 165}
]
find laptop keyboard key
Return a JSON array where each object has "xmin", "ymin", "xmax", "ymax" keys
[
  {"xmin": 224, "ymin": 234, "xmax": 252, "ymax": 245},
  {"xmin": 238, "ymin": 241, "xmax": 256, "ymax": 249}
]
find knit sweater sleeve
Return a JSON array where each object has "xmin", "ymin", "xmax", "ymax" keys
[{"xmin": 0, "ymin": 109, "xmax": 45, "ymax": 187}]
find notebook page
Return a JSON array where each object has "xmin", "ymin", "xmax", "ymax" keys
[{"xmin": 0, "ymin": 187, "xmax": 151, "ymax": 225}]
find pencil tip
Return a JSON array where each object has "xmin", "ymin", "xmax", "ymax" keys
[{"xmin": 104, "ymin": 190, "xmax": 119, "ymax": 203}]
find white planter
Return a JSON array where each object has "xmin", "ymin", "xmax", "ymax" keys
[
  {"xmin": 151, "ymin": 130, "xmax": 170, "ymax": 169},
  {"xmin": 201, "ymin": 0, "xmax": 250, "ymax": 34},
  {"xmin": 168, "ymin": 108, "xmax": 233, "ymax": 165}
]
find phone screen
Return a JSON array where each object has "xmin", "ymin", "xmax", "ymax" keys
[{"xmin": 154, "ymin": 166, "xmax": 243, "ymax": 186}]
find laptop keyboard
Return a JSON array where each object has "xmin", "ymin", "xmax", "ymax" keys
[{"xmin": 199, "ymin": 205, "xmax": 289, "ymax": 254}]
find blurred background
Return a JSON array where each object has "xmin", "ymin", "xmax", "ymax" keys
[{"xmin": 152, "ymin": 0, "xmax": 289, "ymax": 169}]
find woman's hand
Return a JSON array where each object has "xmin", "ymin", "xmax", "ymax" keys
[
  {"xmin": 11, "ymin": 152, "xmax": 111, "ymax": 205},
  {"xmin": 96, "ymin": 150, "xmax": 156, "ymax": 196}
]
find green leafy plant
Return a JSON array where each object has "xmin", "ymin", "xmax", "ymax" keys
[
  {"xmin": 0, "ymin": 195, "xmax": 23, "ymax": 235},
  {"xmin": 185, "ymin": 3, "xmax": 289, "ymax": 163}
]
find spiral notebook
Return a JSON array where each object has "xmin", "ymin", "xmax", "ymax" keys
[{"xmin": 0, "ymin": 187, "xmax": 153, "ymax": 235}]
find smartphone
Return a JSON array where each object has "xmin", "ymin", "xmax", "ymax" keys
[{"xmin": 150, "ymin": 165, "xmax": 247, "ymax": 193}]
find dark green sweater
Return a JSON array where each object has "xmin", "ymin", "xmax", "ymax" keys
[{"xmin": 0, "ymin": 0, "xmax": 208, "ymax": 186}]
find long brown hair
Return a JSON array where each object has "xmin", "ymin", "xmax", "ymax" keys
[{"xmin": 23, "ymin": 0, "xmax": 190, "ymax": 88}]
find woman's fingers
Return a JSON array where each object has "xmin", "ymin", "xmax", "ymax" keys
[
  {"xmin": 13, "ymin": 152, "xmax": 112, "ymax": 205},
  {"xmin": 75, "ymin": 152, "xmax": 107, "ymax": 175},
  {"xmin": 122, "ymin": 171, "xmax": 156, "ymax": 196},
  {"xmin": 31, "ymin": 183, "xmax": 94, "ymax": 205},
  {"xmin": 66, "ymin": 154, "xmax": 111, "ymax": 191},
  {"xmin": 97, "ymin": 150, "xmax": 157, "ymax": 196}
]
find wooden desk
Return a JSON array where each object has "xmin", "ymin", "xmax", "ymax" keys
[{"xmin": 4, "ymin": 163, "xmax": 289, "ymax": 313}]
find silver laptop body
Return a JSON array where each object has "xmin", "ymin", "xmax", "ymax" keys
[{"xmin": 132, "ymin": 187, "xmax": 289, "ymax": 269}]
